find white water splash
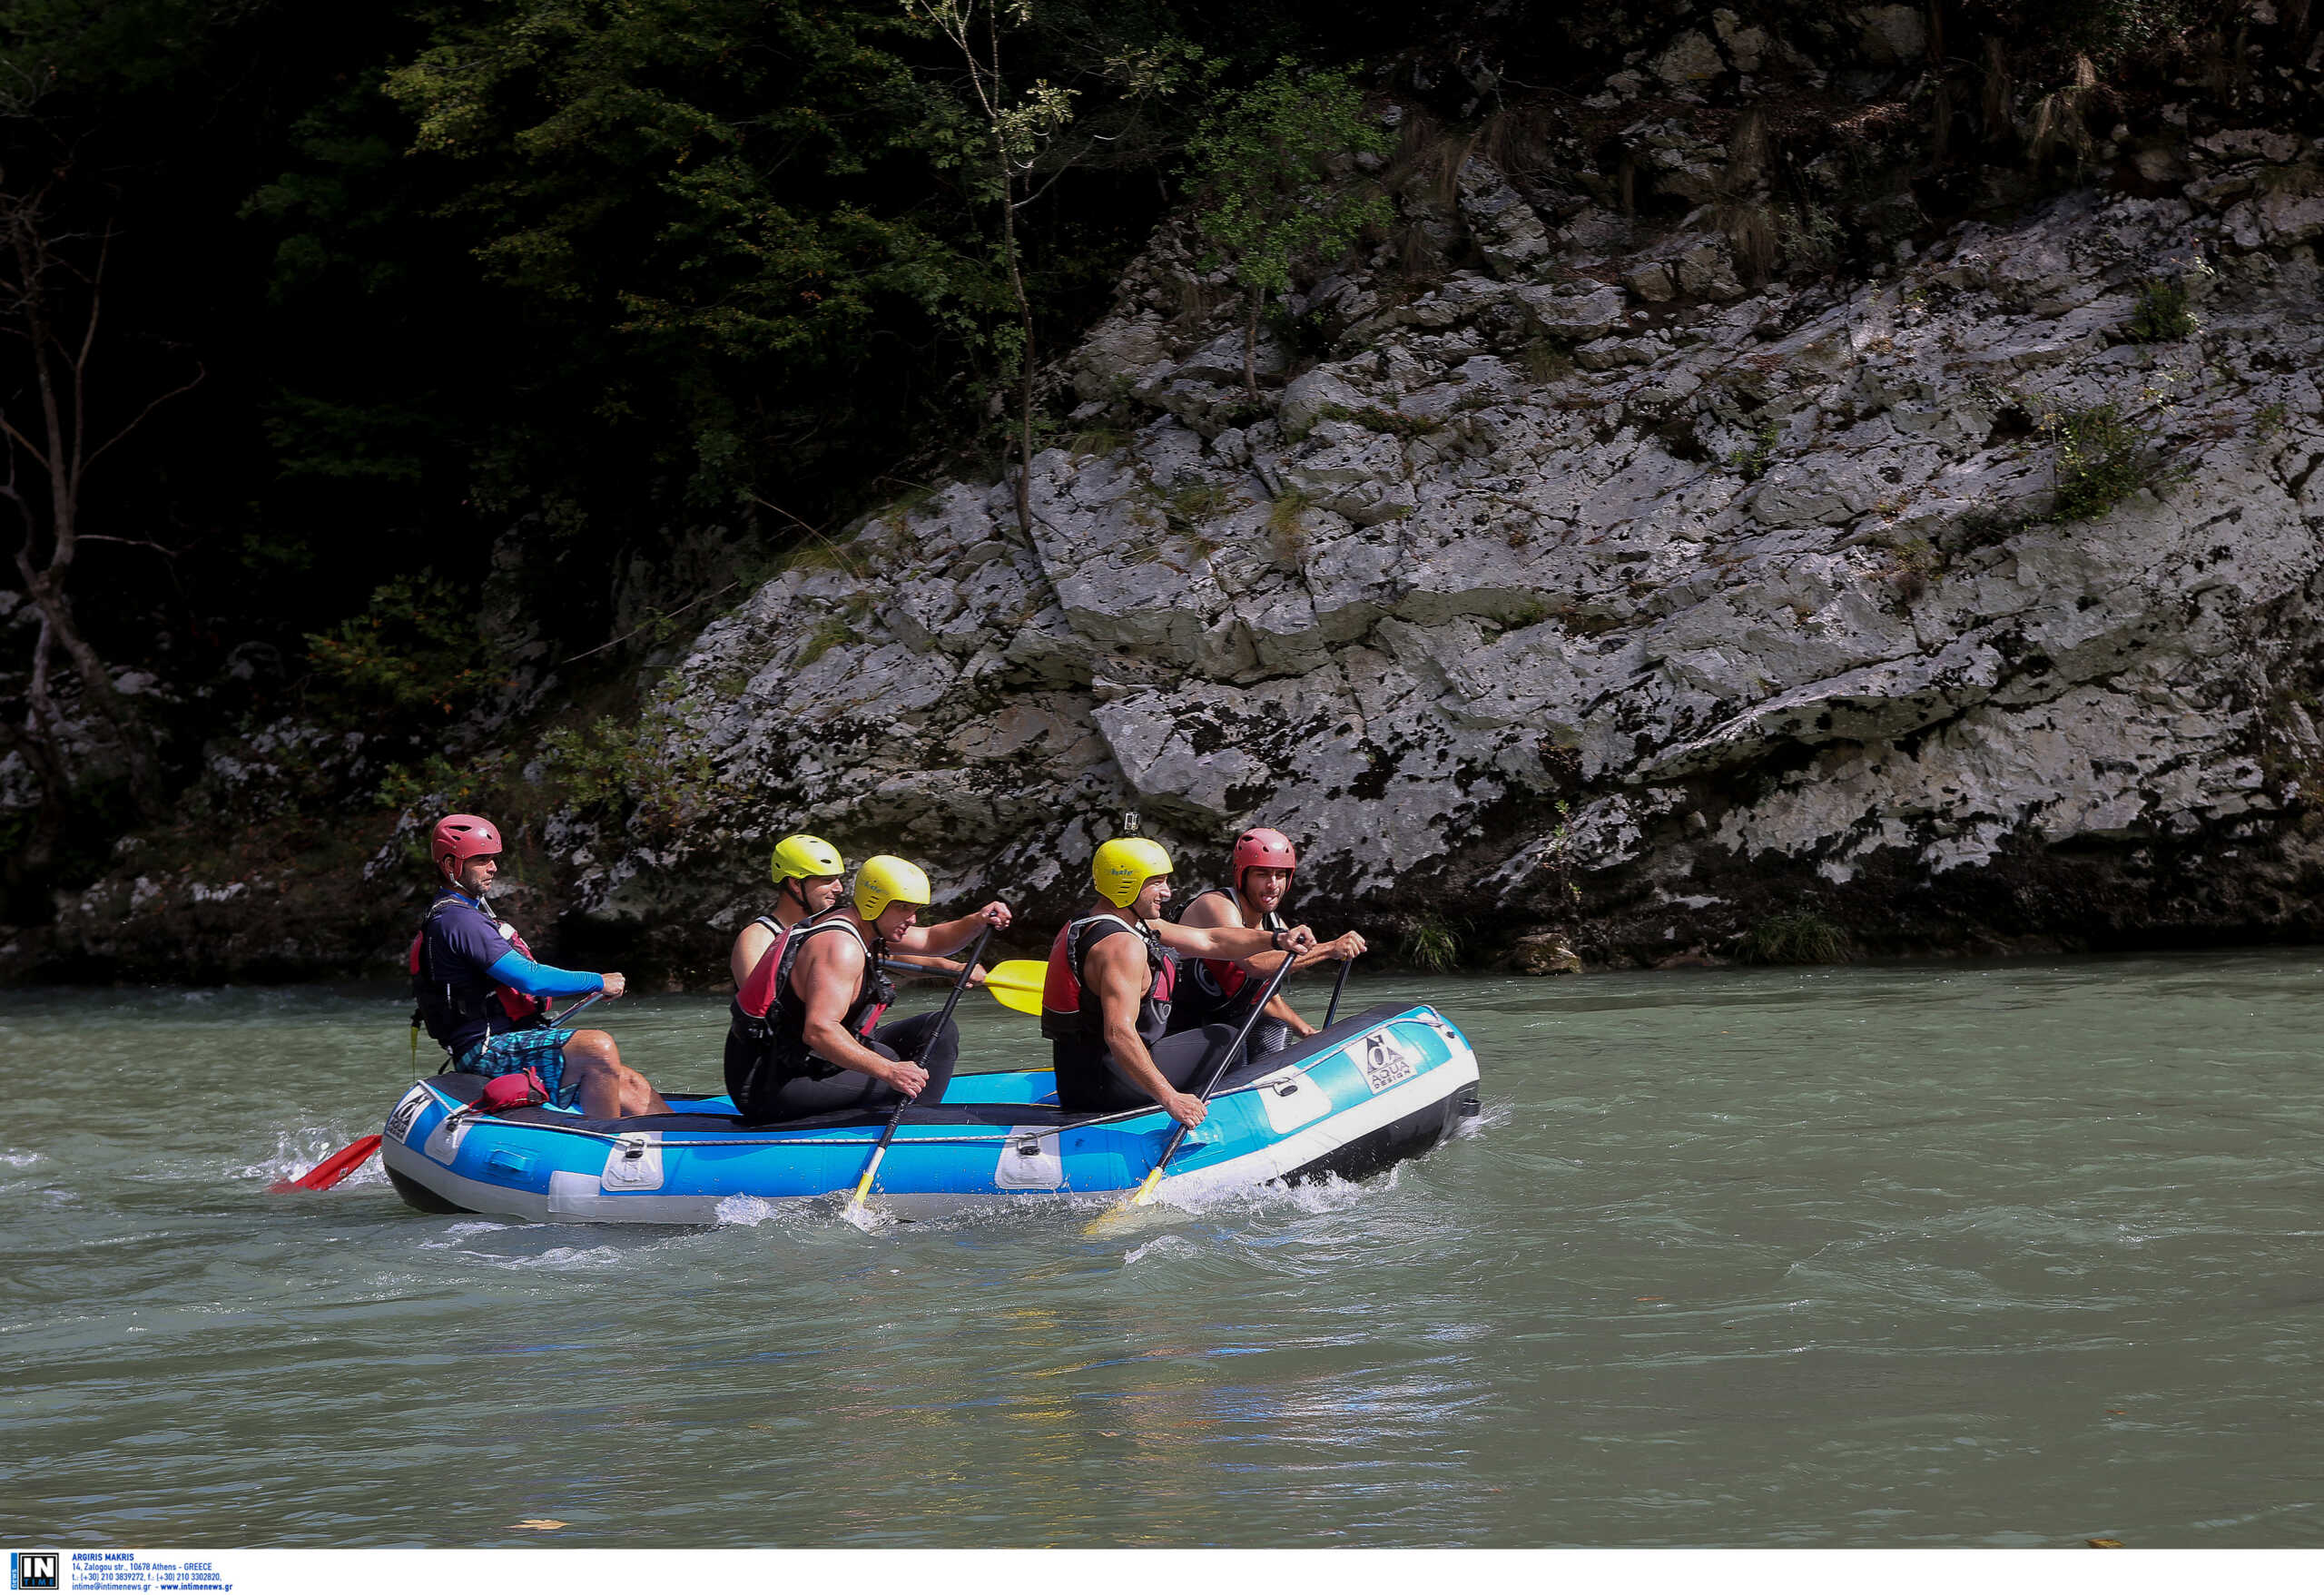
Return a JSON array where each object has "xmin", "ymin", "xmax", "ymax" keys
[
  {"xmin": 714, "ymin": 1194, "xmax": 779, "ymax": 1226},
  {"xmin": 0, "ymin": 1148, "xmax": 42, "ymax": 1168},
  {"xmin": 1121, "ymin": 1233, "xmax": 1202, "ymax": 1267},
  {"xmin": 417, "ymin": 1219, "xmax": 511, "ymax": 1250}
]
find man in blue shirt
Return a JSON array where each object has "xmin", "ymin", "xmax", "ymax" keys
[{"xmin": 411, "ymin": 813, "xmax": 667, "ymax": 1119}]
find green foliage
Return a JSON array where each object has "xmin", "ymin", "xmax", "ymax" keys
[
  {"xmin": 2125, "ymin": 278, "xmax": 2196, "ymax": 342},
  {"xmin": 539, "ymin": 713, "xmax": 715, "ymax": 835},
  {"xmin": 2014, "ymin": 0, "xmax": 2201, "ymax": 68},
  {"xmin": 1727, "ymin": 418, "xmax": 1780, "ymax": 481},
  {"xmin": 377, "ymin": 752, "xmax": 500, "ymax": 812},
  {"xmin": 1777, "ymin": 202, "xmax": 1844, "ymax": 271},
  {"xmin": 303, "ymin": 575, "xmax": 495, "ymax": 717},
  {"xmin": 794, "ymin": 616, "xmax": 853, "ymax": 667},
  {"xmin": 1737, "ymin": 911, "xmax": 1849, "ymax": 965},
  {"xmin": 2044, "ymin": 402, "xmax": 2154, "ymax": 521},
  {"xmin": 1185, "ymin": 60, "xmax": 1389, "ymax": 334},
  {"xmin": 1519, "ymin": 341, "xmax": 1573, "ymax": 384},
  {"xmin": 380, "ymin": 0, "xmax": 1003, "ymax": 512},
  {"xmin": 1165, "ymin": 478, "xmax": 1236, "ymax": 528},
  {"xmin": 1400, "ymin": 913, "xmax": 1464, "ymax": 972},
  {"xmin": 1266, "ymin": 487, "xmax": 1314, "ymax": 569}
]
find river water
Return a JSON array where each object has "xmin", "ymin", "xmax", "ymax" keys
[{"xmin": 5, "ymin": 952, "xmax": 2322, "ymax": 1547}]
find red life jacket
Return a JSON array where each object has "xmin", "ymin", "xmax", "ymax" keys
[
  {"xmin": 407, "ymin": 893, "xmax": 549, "ymax": 1049},
  {"xmin": 735, "ymin": 914, "xmax": 798, "ymax": 1019},
  {"xmin": 1184, "ymin": 887, "xmax": 1287, "ymax": 1006},
  {"xmin": 1040, "ymin": 911, "xmax": 1176, "ymax": 1048}
]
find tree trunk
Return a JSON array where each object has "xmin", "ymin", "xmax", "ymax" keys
[{"xmin": 0, "ymin": 188, "xmax": 173, "ymax": 822}]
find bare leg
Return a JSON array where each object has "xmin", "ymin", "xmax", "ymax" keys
[{"xmin": 562, "ymin": 1029, "xmax": 670, "ymax": 1118}]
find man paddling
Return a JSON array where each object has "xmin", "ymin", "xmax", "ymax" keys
[
  {"xmin": 1041, "ymin": 836, "xmax": 1315, "ymax": 1127},
  {"xmin": 413, "ymin": 814, "xmax": 667, "ymax": 1119},
  {"xmin": 1168, "ymin": 827, "xmax": 1365, "ymax": 1061},
  {"xmin": 734, "ymin": 854, "xmax": 1010, "ymax": 1121}
]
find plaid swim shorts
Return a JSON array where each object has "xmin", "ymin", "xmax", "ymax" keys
[{"xmin": 456, "ymin": 1028, "xmax": 581, "ymax": 1108}]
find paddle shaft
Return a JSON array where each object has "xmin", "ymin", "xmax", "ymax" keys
[
  {"xmin": 549, "ymin": 989, "xmax": 606, "ymax": 1028},
  {"xmin": 1118, "ymin": 940, "xmax": 1302, "ymax": 1211},
  {"xmin": 850, "ymin": 923, "xmax": 997, "ymax": 1209},
  {"xmin": 1323, "ymin": 956, "xmax": 1353, "ymax": 1029}
]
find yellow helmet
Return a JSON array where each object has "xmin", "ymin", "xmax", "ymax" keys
[
  {"xmin": 855, "ymin": 854, "xmax": 932, "ymax": 920},
  {"xmin": 772, "ymin": 833, "xmax": 845, "ymax": 883},
  {"xmin": 1092, "ymin": 836, "xmax": 1172, "ymax": 909}
]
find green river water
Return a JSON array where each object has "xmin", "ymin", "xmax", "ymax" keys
[{"xmin": 5, "ymin": 952, "xmax": 2323, "ymax": 1547}]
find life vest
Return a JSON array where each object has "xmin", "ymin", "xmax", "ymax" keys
[
  {"xmin": 729, "ymin": 914, "xmax": 893, "ymax": 1116},
  {"xmin": 1040, "ymin": 911, "xmax": 1177, "ymax": 1049},
  {"xmin": 724, "ymin": 913, "xmax": 804, "ymax": 1107},
  {"xmin": 734, "ymin": 914, "xmax": 792, "ymax": 1020},
  {"xmin": 408, "ymin": 891, "xmax": 550, "ymax": 1053},
  {"xmin": 1183, "ymin": 887, "xmax": 1287, "ymax": 1010}
]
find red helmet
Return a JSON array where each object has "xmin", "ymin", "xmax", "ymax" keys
[
  {"xmin": 431, "ymin": 813, "xmax": 503, "ymax": 876},
  {"xmin": 1232, "ymin": 827, "xmax": 1297, "ymax": 877}
]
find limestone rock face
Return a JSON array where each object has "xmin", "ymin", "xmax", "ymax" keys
[{"xmin": 573, "ymin": 151, "xmax": 2324, "ymax": 972}]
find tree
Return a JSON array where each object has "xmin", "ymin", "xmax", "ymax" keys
[
  {"xmin": 1185, "ymin": 60, "xmax": 1388, "ymax": 400},
  {"xmin": 0, "ymin": 169, "xmax": 197, "ymax": 836},
  {"xmin": 897, "ymin": 0, "xmax": 1078, "ymax": 532}
]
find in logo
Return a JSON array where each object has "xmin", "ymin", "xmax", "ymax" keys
[{"xmin": 12, "ymin": 1552, "xmax": 60, "ymax": 1591}]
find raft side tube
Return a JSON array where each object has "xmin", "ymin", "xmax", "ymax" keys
[{"xmin": 378, "ymin": 1002, "xmax": 1482, "ymax": 1223}]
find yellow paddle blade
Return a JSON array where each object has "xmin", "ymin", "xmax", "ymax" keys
[
  {"xmin": 1082, "ymin": 1166, "xmax": 1165, "ymax": 1236},
  {"xmin": 980, "ymin": 959, "xmax": 1046, "ymax": 1017}
]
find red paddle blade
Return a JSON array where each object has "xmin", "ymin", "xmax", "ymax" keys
[{"xmin": 268, "ymin": 1134, "xmax": 383, "ymax": 1194}]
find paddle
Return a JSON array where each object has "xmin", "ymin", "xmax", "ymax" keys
[
  {"xmin": 882, "ymin": 956, "xmax": 1044, "ymax": 1016},
  {"xmin": 846, "ymin": 922, "xmax": 996, "ymax": 1217},
  {"xmin": 1084, "ymin": 937, "xmax": 1303, "ymax": 1235},
  {"xmin": 271, "ymin": 990, "xmax": 612, "ymax": 1195},
  {"xmin": 269, "ymin": 1134, "xmax": 383, "ymax": 1194},
  {"xmin": 1323, "ymin": 954, "xmax": 1353, "ymax": 1029}
]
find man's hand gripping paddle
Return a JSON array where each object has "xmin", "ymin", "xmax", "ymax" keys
[
  {"xmin": 1083, "ymin": 936, "xmax": 1304, "ymax": 1236},
  {"xmin": 270, "ymin": 990, "xmax": 607, "ymax": 1194},
  {"xmin": 846, "ymin": 924, "xmax": 995, "ymax": 1222}
]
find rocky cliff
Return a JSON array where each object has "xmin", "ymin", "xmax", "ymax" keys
[
  {"xmin": 568, "ymin": 125, "xmax": 2324, "ymax": 971},
  {"xmin": 27, "ymin": 7, "xmax": 2324, "ymax": 980}
]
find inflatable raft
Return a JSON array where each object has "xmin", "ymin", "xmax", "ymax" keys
[{"xmin": 379, "ymin": 1002, "xmax": 1482, "ymax": 1224}]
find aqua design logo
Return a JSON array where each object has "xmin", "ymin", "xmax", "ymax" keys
[{"xmin": 11, "ymin": 1552, "xmax": 61, "ymax": 1591}]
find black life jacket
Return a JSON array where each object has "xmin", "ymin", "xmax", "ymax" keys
[
  {"xmin": 1040, "ymin": 911, "xmax": 1177, "ymax": 1049},
  {"xmin": 408, "ymin": 891, "xmax": 549, "ymax": 1054},
  {"xmin": 729, "ymin": 914, "xmax": 893, "ymax": 1115}
]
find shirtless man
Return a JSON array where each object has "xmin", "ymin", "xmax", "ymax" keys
[
  {"xmin": 1040, "ymin": 836, "xmax": 1315, "ymax": 1127},
  {"xmin": 732, "ymin": 855, "xmax": 1010, "ymax": 1121},
  {"xmin": 1167, "ymin": 827, "xmax": 1365, "ymax": 1060}
]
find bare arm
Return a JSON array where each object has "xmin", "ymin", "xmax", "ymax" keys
[
  {"xmin": 730, "ymin": 920, "xmax": 776, "ymax": 990},
  {"xmin": 891, "ymin": 901, "xmax": 1011, "ymax": 957},
  {"xmin": 1153, "ymin": 918, "xmax": 1306, "ymax": 960},
  {"xmin": 1087, "ymin": 931, "xmax": 1206, "ymax": 1129},
  {"xmin": 796, "ymin": 936, "xmax": 927, "ymax": 1096}
]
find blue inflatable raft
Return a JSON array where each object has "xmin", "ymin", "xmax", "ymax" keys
[{"xmin": 379, "ymin": 1002, "xmax": 1482, "ymax": 1223}]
